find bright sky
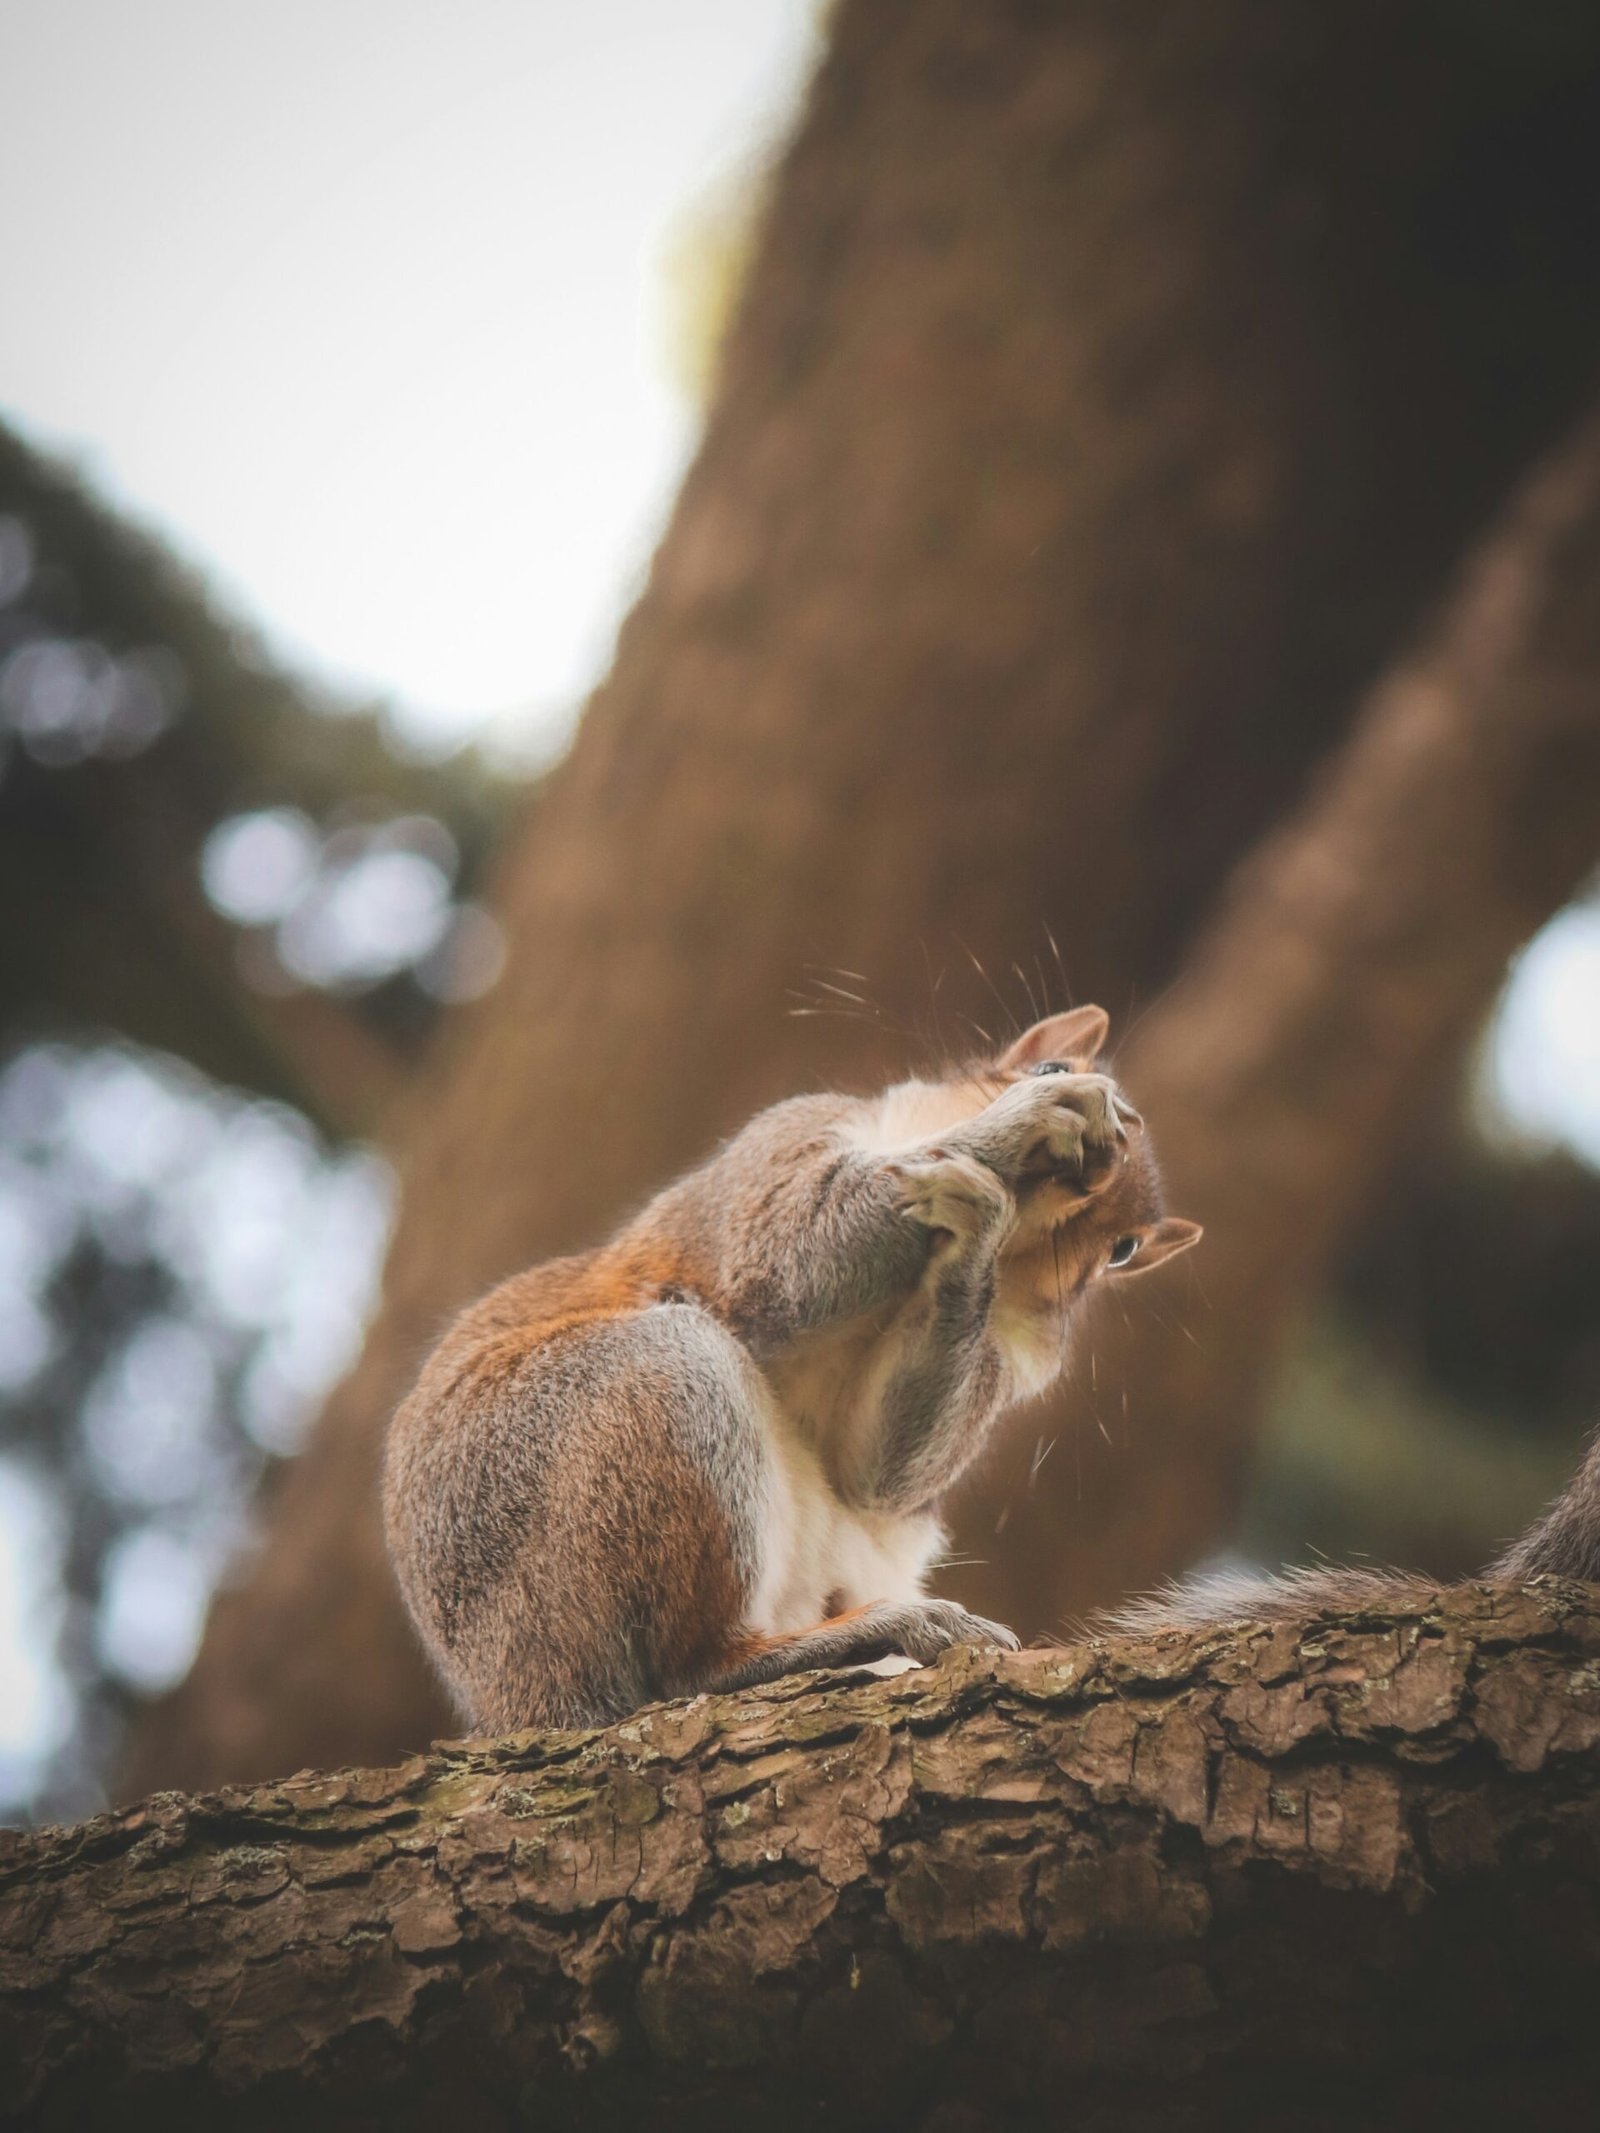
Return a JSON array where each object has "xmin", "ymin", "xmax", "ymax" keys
[{"xmin": 0, "ymin": 0, "xmax": 818, "ymax": 749}]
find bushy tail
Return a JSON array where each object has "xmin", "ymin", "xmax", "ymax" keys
[
  {"xmin": 1490, "ymin": 1418, "xmax": 1600, "ymax": 1582},
  {"xmin": 1103, "ymin": 1419, "xmax": 1600, "ymax": 1635}
]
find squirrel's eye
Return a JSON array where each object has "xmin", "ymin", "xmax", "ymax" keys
[
  {"xmin": 1107, "ymin": 1236, "xmax": 1140, "ymax": 1268},
  {"xmin": 1029, "ymin": 1060, "xmax": 1073, "ymax": 1077}
]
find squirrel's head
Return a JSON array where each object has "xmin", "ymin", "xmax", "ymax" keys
[{"xmin": 989, "ymin": 1006, "xmax": 1202, "ymax": 1286}]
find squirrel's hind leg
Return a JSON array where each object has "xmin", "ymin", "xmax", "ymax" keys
[
  {"xmin": 440, "ymin": 1301, "xmax": 781, "ymax": 1733},
  {"xmin": 703, "ymin": 1596, "xmax": 1018, "ymax": 1696}
]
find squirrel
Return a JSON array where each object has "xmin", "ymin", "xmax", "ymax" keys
[{"xmin": 383, "ymin": 1005, "xmax": 1201, "ymax": 1734}]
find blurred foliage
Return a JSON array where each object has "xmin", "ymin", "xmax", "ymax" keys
[
  {"xmin": 660, "ymin": 166, "xmax": 768, "ymax": 406},
  {"xmin": 1242, "ymin": 1099, "xmax": 1600, "ymax": 1584},
  {"xmin": 1340, "ymin": 1138, "xmax": 1600, "ymax": 1439},
  {"xmin": 0, "ymin": 1040, "xmax": 390, "ymax": 1820},
  {"xmin": 0, "ymin": 421, "xmax": 518, "ymax": 1135},
  {"xmin": 0, "ymin": 420, "xmax": 529, "ymax": 1819},
  {"xmin": 657, "ymin": 2, "xmax": 830, "ymax": 404},
  {"xmin": 1248, "ymin": 1313, "xmax": 1579, "ymax": 1583}
]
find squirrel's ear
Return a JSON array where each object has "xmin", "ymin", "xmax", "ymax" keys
[
  {"xmin": 998, "ymin": 1005, "xmax": 1110, "ymax": 1071},
  {"xmin": 1110, "ymin": 1217, "xmax": 1203, "ymax": 1278}
]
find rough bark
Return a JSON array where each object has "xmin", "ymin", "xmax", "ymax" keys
[
  {"xmin": 20, "ymin": 1586, "xmax": 1600, "ymax": 2131},
  {"xmin": 954, "ymin": 394, "xmax": 1600, "ymax": 1633},
  {"xmin": 127, "ymin": 0, "xmax": 1600, "ymax": 1792}
]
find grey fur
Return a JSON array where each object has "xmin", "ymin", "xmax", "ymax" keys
[
  {"xmin": 387, "ymin": 1303, "xmax": 777, "ymax": 1731},
  {"xmin": 1102, "ymin": 1563, "xmax": 1445, "ymax": 1635},
  {"xmin": 678, "ymin": 1093, "xmax": 932, "ymax": 1348},
  {"xmin": 705, "ymin": 1598, "xmax": 1020, "ymax": 1695},
  {"xmin": 850, "ymin": 1148, "xmax": 1012, "ymax": 1510}
]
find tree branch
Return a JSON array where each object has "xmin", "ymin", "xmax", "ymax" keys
[{"xmin": 14, "ymin": 1586, "xmax": 1600, "ymax": 2128}]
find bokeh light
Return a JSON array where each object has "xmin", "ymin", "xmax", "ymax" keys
[
  {"xmin": 200, "ymin": 806, "xmax": 505, "ymax": 997},
  {"xmin": 0, "ymin": 1038, "xmax": 392, "ymax": 1819},
  {"xmin": 1482, "ymin": 890, "xmax": 1600, "ymax": 1170}
]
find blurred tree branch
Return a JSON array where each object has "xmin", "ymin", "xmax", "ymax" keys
[
  {"xmin": 0, "ymin": 424, "xmax": 509, "ymax": 1136},
  {"xmin": 956, "ymin": 390, "xmax": 1600, "ymax": 1630}
]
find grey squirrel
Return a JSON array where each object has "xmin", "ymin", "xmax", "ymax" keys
[{"xmin": 383, "ymin": 1007, "xmax": 1200, "ymax": 1732}]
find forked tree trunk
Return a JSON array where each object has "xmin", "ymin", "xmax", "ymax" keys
[
  {"xmin": 954, "ymin": 395, "xmax": 1600, "ymax": 1634},
  {"xmin": 127, "ymin": 0, "xmax": 1600, "ymax": 1793},
  {"xmin": 17, "ymin": 1586, "xmax": 1600, "ymax": 2130}
]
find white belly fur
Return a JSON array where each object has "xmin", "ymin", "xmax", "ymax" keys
[{"xmin": 745, "ymin": 1417, "xmax": 943, "ymax": 1638}]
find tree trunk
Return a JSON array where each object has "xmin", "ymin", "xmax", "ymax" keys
[
  {"xmin": 126, "ymin": 0, "xmax": 1600, "ymax": 1793},
  {"xmin": 954, "ymin": 395, "xmax": 1600, "ymax": 1634},
  {"xmin": 20, "ymin": 1586, "xmax": 1600, "ymax": 2130}
]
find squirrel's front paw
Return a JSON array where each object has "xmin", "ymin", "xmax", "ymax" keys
[
  {"xmin": 983, "ymin": 1070, "xmax": 1140, "ymax": 1188},
  {"xmin": 887, "ymin": 1152, "xmax": 1014, "ymax": 1247},
  {"xmin": 878, "ymin": 1597, "xmax": 1021, "ymax": 1664}
]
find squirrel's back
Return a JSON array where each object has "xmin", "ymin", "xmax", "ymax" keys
[{"xmin": 383, "ymin": 1253, "xmax": 776, "ymax": 1730}]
